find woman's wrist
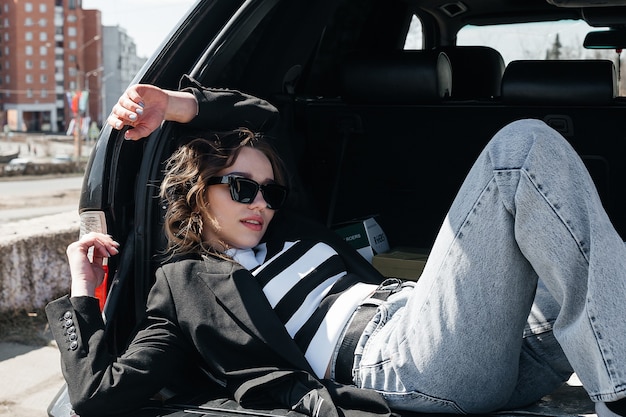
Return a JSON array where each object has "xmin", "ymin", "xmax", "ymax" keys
[
  {"xmin": 71, "ymin": 280, "xmax": 97, "ymax": 298},
  {"xmin": 165, "ymin": 90, "xmax": 199, "ymax": 123}
]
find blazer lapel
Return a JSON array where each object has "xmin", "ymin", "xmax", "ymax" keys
[{"xmin": 197, "ymin": 256, "xmax": 314, "ymax": 373}]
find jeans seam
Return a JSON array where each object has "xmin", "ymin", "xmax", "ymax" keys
[
  {"xmin": 525, "ymin": 166, "xmax": 590, "ymax": 264},
  {"xmin": 514, "ymin": 166, "xmax": 624, "ymax": 398},
  {"xmin": 495, "ymin": 167, "xmax": 590, "ymax": 265},
  {"xmin": 587, "ymin": 297, "xmax": 626, "ymax": 401},
  {"xmin": 501, "ymin": 167, "xmax": 626, "ymax": 401}
]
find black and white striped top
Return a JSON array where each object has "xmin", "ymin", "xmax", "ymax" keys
[{"xmin": 231, "ymin": 239, "xmax": 376, "ymax": 377}]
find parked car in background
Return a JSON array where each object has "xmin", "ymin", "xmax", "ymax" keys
[
  {"xmin": 5, "ymin": 157, "xmax": 31, "ymax": 173},
  {"xmin": 48, "ymin": 0, "xmax": 626, "ymax": 415},
  {"xmin": 0, "ymin": 150, "xmax": 19, "ymax": 164},
  {"xmin": 51, "ymin": 154, "xmax": 73, "ymax": 164}
]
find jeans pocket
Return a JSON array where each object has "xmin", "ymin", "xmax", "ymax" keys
[{"xmin": 381, "ymin": 390, "xmax": 466, "ymax": 414}]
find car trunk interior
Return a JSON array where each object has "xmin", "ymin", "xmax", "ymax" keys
[{"xmin": 89, "ymin": 0, "xmax": 626, "ymax": 415}]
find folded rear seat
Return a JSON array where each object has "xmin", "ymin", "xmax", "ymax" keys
[
  {"xmin": 299, "ymin": 53, "xmax": 626, "ymax": 248},
  {"xmin": 300, "ymin": 50, "xmax": 458, "ymax": 247}
]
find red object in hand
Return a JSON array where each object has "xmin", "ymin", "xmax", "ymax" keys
[{"xmin": 94, "ymin": 265, "xmax": 108, "ymax": 311}]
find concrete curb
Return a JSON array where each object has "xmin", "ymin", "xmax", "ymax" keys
[{"xmin": 0, "ymin": 211, "xmax": 79, "ymax": 313}]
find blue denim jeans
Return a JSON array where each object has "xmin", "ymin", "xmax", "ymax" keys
[{"xmin": 352, "ymin": 119, "xmax": 626, "ymax": 414}]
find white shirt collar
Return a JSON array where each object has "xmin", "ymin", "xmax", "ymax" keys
[{"xmin": 225, "ymin": 243, "xmax": 268, "ymax": 270}]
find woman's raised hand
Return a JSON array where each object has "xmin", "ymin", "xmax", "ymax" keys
[
  {"xmin": 107, "ymin": 84, "xmax": 199, "ymax": 141},
  {"xmin": 107, "ymin": 84, "xmax": 169, "ymax": 141}
]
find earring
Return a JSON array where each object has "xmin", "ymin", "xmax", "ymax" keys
[{"xmin": 190, "ymin": 212, "xmax": 203, "ymax": 236}]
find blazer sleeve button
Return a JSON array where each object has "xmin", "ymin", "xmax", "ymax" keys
[{"xmin": 69, "ymin": 341, "xmax": 78, "ymax": 351}]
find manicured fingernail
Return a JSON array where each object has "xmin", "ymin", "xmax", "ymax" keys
[
  {"xmin": 138, "ymin": 101, "xmax": 145, "ymax": 107},
  {"xmin": 124, "ymin": 131, "xmax": 132, "ymax": 140},
  {"xmin": 136, "ymin": 107, "xmax": 143, "ymax": 115},
  {"xmin": 129, "ymin": 113, "xmax": 137, "ymax": 121},
  {"xmin": 115, "ymin": 121, "xmax": 122, "ymax": 129}
]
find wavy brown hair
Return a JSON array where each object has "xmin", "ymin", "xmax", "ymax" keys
[{"xmin": 160, "ymin": 128, "xmax": 287, "ymax": 257}]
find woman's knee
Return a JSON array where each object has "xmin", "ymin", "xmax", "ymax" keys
[{"xmin": 486, "ymin": 118, "xmax": 575, "ymax": 171}]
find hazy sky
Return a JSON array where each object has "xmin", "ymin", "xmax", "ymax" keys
[{"xmin": 81, "ymin": 0, "xmax": 196, "ymax": 58}]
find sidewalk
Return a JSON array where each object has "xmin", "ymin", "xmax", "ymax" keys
[{"xmin": 0, "ymin": 342, "xmax": 65, "ymax": 417}]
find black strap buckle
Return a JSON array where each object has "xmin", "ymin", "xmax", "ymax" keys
[{"xmin": 334, "ymin": 278, "xmax": 404, "ymax": 385}]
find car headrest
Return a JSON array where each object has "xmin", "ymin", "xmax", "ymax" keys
[
  {"xmin": 434, "ymin": 46, "xmax": 505, "ymax": 99},
  {"xmin": 502, "ymin": 60, "xmax": 617, "ymax": 105},
  {"xmin": 340, "ymin": 51, "xmax": 452, "ymax": 104}
]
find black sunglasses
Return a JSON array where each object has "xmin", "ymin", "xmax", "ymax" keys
[{"xmin": 206, "ymin": 175, "xmax": 288, "ymax": 210}]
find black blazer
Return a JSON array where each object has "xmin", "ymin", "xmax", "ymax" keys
[{"xmin": 46, "ymin": 212, "xmax": 392, "ymax": 417}]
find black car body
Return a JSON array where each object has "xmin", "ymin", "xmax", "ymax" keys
[{"xmin": 49, "ymin": 0, "xmax": 626, "ymax": 416}]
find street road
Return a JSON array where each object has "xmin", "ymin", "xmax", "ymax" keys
[
  {"xmin": 0, "ymin": 175, "xmax": 83, "ymax": 196},
  {"xmin": 0, "ymin": 175, "xmax": 83, "ymax": 223},
  {"xmin": 0, "ymin": 342, "xmax": 65, "ymax": 417}
]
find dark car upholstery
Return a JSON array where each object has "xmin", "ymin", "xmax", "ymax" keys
[
  {"xmin": 502, "ymin": 59, "xmax": 617, "ymax": 105},
  {"xmin": 293, "ymin": 53, "xmax": 626, "ymax": 251},
  {"xmin": 434, "ymin": 46, "xmax": 506, "ymax": 100}
]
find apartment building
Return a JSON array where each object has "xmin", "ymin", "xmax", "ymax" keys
[
  {"xmin": 0, "ymin": 0, "xmax": 143, "ymax": 134},
  {"xmin": 102, "ymin": 25, "xmax": 146, "ymax": 127}
]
